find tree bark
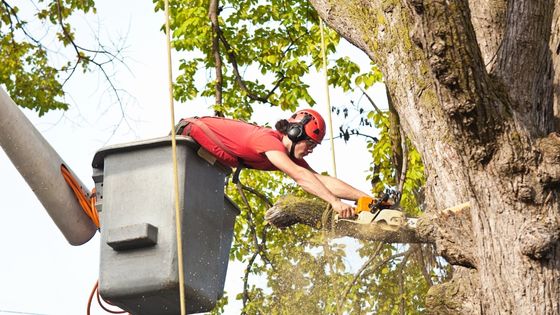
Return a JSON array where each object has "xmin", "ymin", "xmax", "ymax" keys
[
  {"xmin": 306, "ymin": 0, "xmax": 560, "ymax": 313},
  {"xmin": 425, "ymin": 267, "xmax": 482, "ymax": 315}
]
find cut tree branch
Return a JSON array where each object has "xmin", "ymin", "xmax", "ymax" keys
[{"xmin": 265, "ymin": 195, "xmax": 476, "ymax": 268}]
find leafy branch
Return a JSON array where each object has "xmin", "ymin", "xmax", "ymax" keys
[
  {"xmin": 217, "ymin": 26, "xmax": 286, "ymax": 105},
  {"xmin": 1, "ymin": 0, "xmax": 42, "ymax": 45}
]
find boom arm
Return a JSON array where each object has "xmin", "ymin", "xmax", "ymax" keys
[{"xmin": 0, "ymin": 88, "xmax": 96, "ymax": 245}]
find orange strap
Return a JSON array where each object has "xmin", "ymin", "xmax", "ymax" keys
[{"xmin": 60, "ymin": 164, "xmax": 100, "ymax": 228}]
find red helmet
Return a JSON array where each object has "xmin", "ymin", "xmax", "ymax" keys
[{"xmin": 288, "ymin": 109, "xmax": 326, "ymax": 143}]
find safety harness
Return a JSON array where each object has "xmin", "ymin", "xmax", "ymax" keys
[{"xmin": 175, "ymin": 117, "xmax": 244, "ymax": 183}]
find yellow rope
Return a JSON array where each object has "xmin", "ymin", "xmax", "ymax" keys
[
  {"xmin": 163, "ymin": 0, "xmax": 187, "ymax": 314},
  {"xmin": 320, "ymin": 18, "xmax": 341, "ymax": 314},
  {"xmin": 319, "ymin": 19, "xmax": 337, "ymax": 177}
]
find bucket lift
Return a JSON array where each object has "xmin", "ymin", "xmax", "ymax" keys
[
  {"xmin": 92, "ymin": 137, "xmax": 239, "ymax": 314},
  {"xmin": 0, "ymin": 88, "xmax": 239, "ymax": 314}
]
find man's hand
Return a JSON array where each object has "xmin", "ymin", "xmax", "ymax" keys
[{"xmin": 331, "ymin": 200, "xmax": 355, "ymax": 218}]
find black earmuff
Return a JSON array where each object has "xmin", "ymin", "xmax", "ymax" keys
[{"xmin": 287, "ymin": 114, "xmax": 311, "ymax": 142}]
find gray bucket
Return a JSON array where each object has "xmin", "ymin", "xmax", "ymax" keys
[{"xmin": 92, "ymin": 136, "xmax": 239, "ymax": 314}]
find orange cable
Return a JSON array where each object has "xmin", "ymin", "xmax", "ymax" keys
[
  {"xmin": 87, "ymin": 280, "xmax": 97, "ymax": 315},
  {"xmin": 60, "ymin": 164, "xmax": 100, "ymax": 228},
  {"xmin": 96, "ymin": 286, "xmax": 128, "ymax": 314},
  {"xmin": 87, "ymin": 280, "xmax": 128, "ymax": 315}
]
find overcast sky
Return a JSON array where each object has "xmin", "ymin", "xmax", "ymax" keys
[{"xmin": 0, "ymin": 1, "xmax": 386, "ymax": 314}]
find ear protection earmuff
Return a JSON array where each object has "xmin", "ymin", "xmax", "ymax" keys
[{"xmin": 287, "ymin": 114, "xmax": 311, "ymax": 142}]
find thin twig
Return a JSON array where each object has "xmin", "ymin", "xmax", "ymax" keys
[
  {"xmin": 333, "ymin": 132, "xmax": 379, "ymax": 142},
  {"xmin": 339, "ymin": 249, "xmax": 408, "ymax": 311},
  {"xmin": 236, "ymin": 186, "xmax": 277, "ymax": 314},
  {"xmin": 358, "ymin": 85, "xmax": 387, "ymax": 127},
  {"xmin": 236, "ymin": 182, "xmax": 260, "ymax": 253},
  {"xmin": 53, "ymin": 0, "xmax": 132, "ymax": 141},
  {"xmin": 241, "ymin": 251, "xmax": 258, "ymax": 311}
]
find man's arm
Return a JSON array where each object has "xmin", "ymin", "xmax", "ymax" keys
[
  {"xmin": 313, "ymin": 173, "xmax": 370, "ymax": 201},
  {"xmin": 264, "ymin": 150, "xmax": 355, "ymax": 218}
]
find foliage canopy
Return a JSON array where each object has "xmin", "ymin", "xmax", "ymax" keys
[
  {"xmin": 0, "ymin": 0, "xmax": 121, "ymax": 115},
  {"xmin": 1, "ymin": 0, "xmax": 445, "ymax": 313}
]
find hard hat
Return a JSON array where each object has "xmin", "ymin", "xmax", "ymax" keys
[{"xmin": 287, "ymin": 109, "xmax": 326, "ymax": 143}]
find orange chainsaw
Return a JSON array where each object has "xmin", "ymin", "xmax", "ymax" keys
[{"xmin": 352, "ymin": 189, "xmax": 413, "ymax": 227}]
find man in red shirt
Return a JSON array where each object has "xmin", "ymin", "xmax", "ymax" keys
[{"xmin": 177, "ymin": 109, "xmax": 370, "ymax": 218}]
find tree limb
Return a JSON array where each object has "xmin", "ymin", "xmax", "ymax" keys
[
  {"xmin": 265, "ymin": 195, "xmax": 476, "ymax": 268},
  {"xmin": 467, "ymin": 0, "xmax": 507, "ymax": 72},
  {"xmin": 266, "ymin": 195, "xmax": 424, "ymax": 241},
  {"xmin": 208, "ymin": 0, "xmax": 223, "ymax": 112},
  {"xmin": 216, "ymin": 27, "xmax": 285, "ymax": 104}
]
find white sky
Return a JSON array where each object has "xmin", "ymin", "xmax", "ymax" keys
[{"xmin": 0, "ymin": 1, "xmax": 387, "ymax": 314}]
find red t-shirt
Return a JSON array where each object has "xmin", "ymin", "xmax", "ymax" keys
[{"xmin": 183, "ymin": 117, "xmax": 309, "ymax": 171}]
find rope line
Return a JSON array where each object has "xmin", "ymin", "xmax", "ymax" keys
[
  {"xmin": 319, "ymin": 19, "xmax": 337, "ymax": 177},
  {"xmin": 163, "ymin": 0, "xmax": 187, "ymax": 314},
  {"xmin": 319, "ymin": 18, "xmax": 341, "ymax": 314},
  {"xmin": 319, "ymin": 22, "xmax": 341, "ymax": 314},
  {"xmin": 321, "ymin": 205, "xmax": 341, "ymax": 314}
]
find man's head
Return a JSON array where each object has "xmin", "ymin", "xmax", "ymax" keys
[
  {"xmin": 276, "ymin": 109, "xmax": 326, "ymax": 158},
  {"xmin": 286, "ymin": 109, "xmax": 326, "ymax": 144}
]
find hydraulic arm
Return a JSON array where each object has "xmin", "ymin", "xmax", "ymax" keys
[{"xmin": 0, "ymin": 88, "xmax": 97, "ymax": 245}]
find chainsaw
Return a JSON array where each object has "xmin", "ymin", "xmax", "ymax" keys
[{"xmin": 350, "ymin": 189, "xmax": 417, "ymax": 228}]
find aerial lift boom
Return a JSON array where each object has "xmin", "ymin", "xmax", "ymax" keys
[{"xmin": 0, "ymin": 87, "xmax": 97, "ymax": 245}]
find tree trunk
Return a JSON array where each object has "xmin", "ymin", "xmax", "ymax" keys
[{"xmin": 307, "ymin": 0, "xmax": 560, "ymax": 313}]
